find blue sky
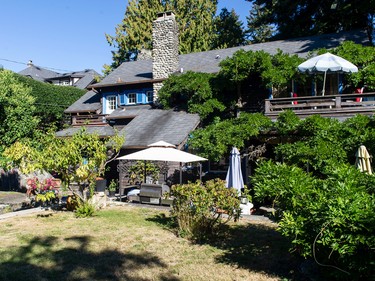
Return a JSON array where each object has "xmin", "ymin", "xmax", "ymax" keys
[{"xmin": 0, "ymin": 0, "xmax": 252, "ymax": 75}]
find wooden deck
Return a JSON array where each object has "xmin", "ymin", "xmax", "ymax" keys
[
  {"xmin": 265, "ymin": 92, "xmax": 375, "ymax": 120},
  {"xmin": 72, "ymin": 114, "xmax": 107, "ymax": 126}
]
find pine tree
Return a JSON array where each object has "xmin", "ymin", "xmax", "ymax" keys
[
  {"xmin": 212, "ymin": 8, "xmax": 246, "ymax": 49},
  {"xmin": 104, "ymin": 0, "xmax": 164, "ymax": 75},
  {"xmin": 246, "ymin": 4, "xmax": 274, "ymax": 43},
  {"xmin": 245, "ymin": 0, "xmax": 374, "ymax": 41},
  {"xmin": 104, "ymin": 0, "xmax": 218, "ymax": 75}
]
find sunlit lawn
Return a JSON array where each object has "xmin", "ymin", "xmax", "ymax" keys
[{"xmin": 0, "ymin": 204, "xmax": 302, "ymax": 281}]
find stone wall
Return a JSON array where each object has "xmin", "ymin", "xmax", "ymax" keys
[{"xmin": 152, "ymin": 11, "xmax": 179, "ymax": 98}]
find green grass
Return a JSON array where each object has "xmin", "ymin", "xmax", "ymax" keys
[{"xmin": 0, "ymin": 205, "xmax": 304, "ymax": 281}]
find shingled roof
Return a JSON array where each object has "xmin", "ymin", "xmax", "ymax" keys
[
  {"xmin": 46, "ymin": 69, "xmax": 100, "ymax": 89},
  {"xmin": 58, "ymin": 105, "xmax": 200, "ymax": 149},
  {"xmin": 93, "ymin": 29, "xmax": 369, "ymax": 88},
  {"xmin": 18, "ymin": 64, "xmax": 99, "ymax": 89},
  {"xmin": 110, "ymin": 105, "xmax": 200, "ymax": 148},
  {"xmin": 65, "ymin": 90, "xmax": 101, "ymax": 113},
  {"xmin": 18, "ymin": 64, "xmax": 60, "ymax": 82}
]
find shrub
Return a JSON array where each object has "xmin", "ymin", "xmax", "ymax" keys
[
  {"xmin": 253, "ymin": 160, "xmax": 375, "ymax": 280},
  {"xmin": 75, "ymin": 200, "xmax": 96, "ymax": 218},
  {"xmin": 169, "ymin": 179, "xmax": 241, "ymax": 241}
]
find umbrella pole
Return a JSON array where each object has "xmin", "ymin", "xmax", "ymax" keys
[
  {"xmin": 144, "ymin": 160, "xmax": 146, "ymax": 183},
  {"xmin": 179, "ymin": 162, "xmax": 182, "ymax": 184},
  {"xmin": 322, "ymin": 70, "xmax": 327, "ymax": 96},
  {"xmin": 199, "ymin": 162, "xmax": 202, "ymax": 181}
]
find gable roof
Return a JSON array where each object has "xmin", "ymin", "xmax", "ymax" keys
[
  {"xmin": 111, "ymin": 105, "xmax": 200, "ymax": 148},
  {"xmin": 92, "ymin": 29, "xmax": 369, "ymax": 89},
  {"xmin": 58, "ymin": 105, "xmax": 200, "ymax": 149},
  {"xmin": 18, "ymin": 65, "xmax": 100, "ymax": 89},
  {"xmin": 18, "ymin": 65, "xmax": 60, "ymax": 82},
  {"xmin": 65, "ymin": 90, "xmax": 101, "ymax": 113},
  {"xmin": 45, "ymin": 69, "xmax": 100, "ymax": 89}
]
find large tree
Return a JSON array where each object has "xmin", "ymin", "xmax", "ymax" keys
[
  {"xmin": 212, "ymin": 8, "xmax": 246, "ymax": 49},
  {"xmin": 246, "ymin": 0, "xmax": 374, "ymax": 42},
  {"xmin": 104, "ymin": 0, "xmax": 218, "ymax": 74},
  {"xmin": 246, "ymin": 3, "xmax": 274, "ymax": 43}
]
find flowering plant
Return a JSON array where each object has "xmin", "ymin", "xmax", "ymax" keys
[{"xmin": 26, "ymin": 177, "xmax": 59, "ymax": 203}]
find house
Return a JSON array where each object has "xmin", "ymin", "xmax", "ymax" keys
[
  {"xmin": 58, "ymin": 12, "xmax": 370, "ymax": 185},
  {"xmin": 18, "ymin": 60, "xmax": 100, "ymax": 89}
]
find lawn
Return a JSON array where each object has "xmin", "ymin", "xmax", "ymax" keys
[{"xmin": 0, "ymin": 205, "xmax": 303, "ymax": 281}]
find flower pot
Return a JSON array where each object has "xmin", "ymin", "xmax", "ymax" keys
[{"xmin": 95, "ymin": 179, "xmax": 107, "ymax": 192}]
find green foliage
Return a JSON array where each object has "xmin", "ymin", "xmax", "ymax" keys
[
  {"xmin": 14, "ymin": 74, "xmax": 85, "ymax": 129},
  {"xmin": 246, "ymin": 3, "xmax": 275, "ymax": 43},
  {"xmin": 261, "ymin": 50, "xmax": 304, "ymax": 95},
  {"xmin": 212, "ymin": 8, "xmax": 246, "ymax": 49},
  {"xmin": 189, "ymin": 113, "xmax": 272, "ymax": 161},
  {"xmin": 108, "ymin": 179, "xmax": 118, "ymax": 192},
  {"xmin": 0, "ymin": 70, "xmax": 39, "ymax": 151},
  {"xmin": 330, "ymin": 42, "xmax": 375, "ymax": 91},
  {"xmin": 104, "ymin": 0, "xmax": 218, "ymax": 74},
  {"xmin": 4, "ymin": 128, "xmax": 124, "ymax": 203},
  {"xmin": 246, "ymin": 0, "xmax": 374, "ymax": 41},
  {"xmin": 219, "ymin": 49, "xmax": 302, "ymax": 103},
  {"xmin": 128, "ymin": 161, "xmax": 160, "ymax": 184},
  {"xmin": 253, "ymin": 161, "xmax": 375, "ymax": 280},
  {"xmin": 220, "ymin": 49, "xmax": 272, "ymax": 84},
  {"xmin": 170, "ymin": 179, "xmax": 241, "ymax": 241},
  {"xmin": 252, "ymin": 114, "xmax": 375, "ymax": 280},
  {"xmin": 157, "ymin": 71, "xmax": 225, "ymax": 121},
  {"xmin": 273, "ymin": 110, "xmax": 301, "ymax": 135},
  {"xmin": 75, "ymin": 200, "xmax": 96, "ymax": 218},
  {"xmin": 104, "ymin": 0, "xmax": 163, "ymax": 73},
  {"xmin": 35, "ymin": 191, "xmax": 56, "ymax": 203}
]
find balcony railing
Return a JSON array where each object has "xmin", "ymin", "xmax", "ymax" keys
[
  {"xmin": 265, "ymin": 92, "xmax": 375, "ymax": 119},
  {"xmin": 72, "ymin": 114, "xmax": 108, "ymax": 126}
]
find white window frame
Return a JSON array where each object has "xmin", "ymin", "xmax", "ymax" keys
[
  {"xmin": 128, "ymin": 93, "xmax": 136, "ymax": 104},
  {"xmin": 106, "ymin": 95, "xmax": 117, "ymax": 113},
  {"xmin": 146, "ymin": 91, "xmax": 153, "ymax": 103}
]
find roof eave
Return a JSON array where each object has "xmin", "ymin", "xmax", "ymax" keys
[{"xmin": 88, "ymin": 78, "xmax": 166, "ymax": 90}]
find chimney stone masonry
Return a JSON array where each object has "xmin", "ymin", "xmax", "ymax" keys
[{"xmin": 152, "ymin": 11, "xmax": 179, "ymax": 99}]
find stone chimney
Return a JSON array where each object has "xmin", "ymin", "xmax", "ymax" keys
[{"xmin": 152, "ymin": 11, "xmax": 179, "ymax": 98}]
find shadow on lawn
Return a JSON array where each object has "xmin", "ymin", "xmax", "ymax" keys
[
  {"xmin": 211, "ymin": 223, "xmax": 306, "ymax": 280},
  {"xmin": 0, "ymin": 235, "xmax": 181, "ymax": 281},
  {"xmin": 148, "ymin": 213, "xmax": 306, "ymax": 280}
]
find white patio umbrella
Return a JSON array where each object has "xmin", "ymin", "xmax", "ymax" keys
[
  {"xmin": 117, "ymin": 141, "xmax": 207, "ymax": 183},
  {"xmin": 355, "ymin": 145, "xmax": 372, "ymax": 175},
  {"xmin": 298, "ymin": 52, "xmax": 358, "ymax": 96},
  {"xmin": 225, "ymin": 147, "xmax": 244, "ymax": 196}
]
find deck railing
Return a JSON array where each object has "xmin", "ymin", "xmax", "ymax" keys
[
  {"xmin": 72, "ymin": 114, "xmax": 108, "ymax": 126},
  {"xmin": 265, "ymin": 92, "xmax": 375, "ymax": 119}
]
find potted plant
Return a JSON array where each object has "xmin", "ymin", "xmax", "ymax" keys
[
  {"xmin": 107, "ymin": 179, "xmax": 117, "ymax": 197},
  {"xmin": 95, "ymin": 177, "xmax": 107, "ymax": 193}
]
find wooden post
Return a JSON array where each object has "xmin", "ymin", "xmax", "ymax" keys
[
  {"xmin": 335, "ymin": 96, "xmax": 341, "ymax": 108},
  {"xmin": 265, "ymin": 100, "xmax": 271, "ymax": 113}
]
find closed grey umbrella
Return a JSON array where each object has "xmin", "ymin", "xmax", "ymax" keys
[{"xmin": 225, "ymin": 147, "xmax": 244, "ymax": 196}]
